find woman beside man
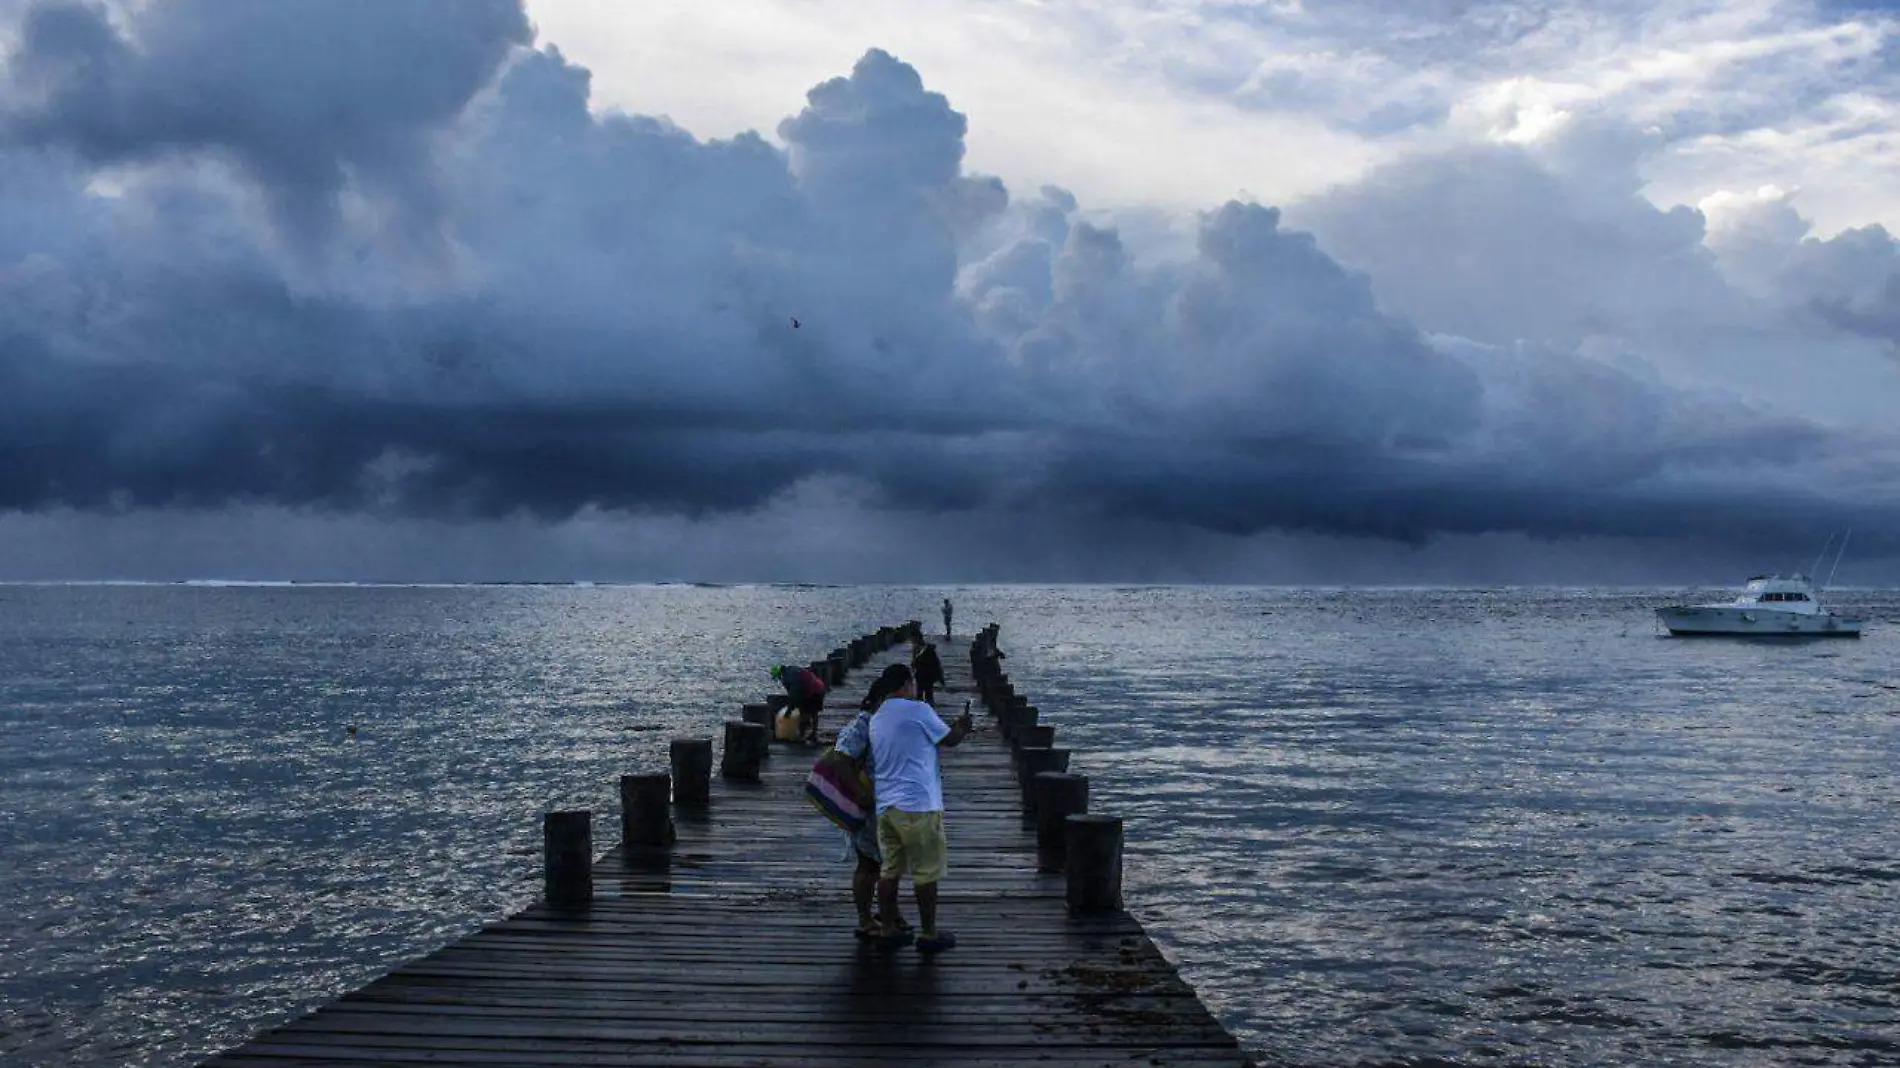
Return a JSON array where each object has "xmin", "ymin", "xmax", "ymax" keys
[{"xmin": 834, "ymin": 661, "xmax": 972, "ymax": 952}]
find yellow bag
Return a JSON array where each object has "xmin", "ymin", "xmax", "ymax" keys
[{"xmin": 774, "ymin": 710, "xmax": 803, "ymax": 742}]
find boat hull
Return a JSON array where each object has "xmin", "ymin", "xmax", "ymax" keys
[{"xmin": 1657, "ymin": 606, "xmax": 1862, "ymax": 638}]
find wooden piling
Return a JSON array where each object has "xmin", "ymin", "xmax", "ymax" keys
[
  {"xmin": 1017, "ymin": 746, "xmax": 1071, "ymax": 808},
  {"xmin": 619, "ymin": 773, "xmax": 675, "ymax": 848},
  {"xmin": 740, "ymin": 703, "xmax": 776, "ymax": 753},
  {"xmin": 1001, "ymin": 704, "xmax": 1040, "ymax": 741},
  {"xmin": 669, "ymin": 737, "xmax": 712, "ymax": 804},
  {"xmin": 541, "ymin": 810, "xmax": 592, "ymax": 907},
  {"xmin": 720, "ymin": 720, "xmax": 763, "ymax": 781},
  {"xmin": 1034, "ymin": 771, "xmax": 1089, "ymax": 871},
  {"xmin": 1065, "ymin": 813, "xmax": 1124, "ymax": 912},
  {"xmin": 1013, "ymin": 723, "xmax": 1056, "ymax": 755},
  {"xmin": 985, "ymin": 682, "xmax": 1014, "ymax": 714}
]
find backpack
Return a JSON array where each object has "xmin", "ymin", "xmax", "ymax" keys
[{"xmin": 805, "ymin": 716, "xmax": 874, "ymax": 833}]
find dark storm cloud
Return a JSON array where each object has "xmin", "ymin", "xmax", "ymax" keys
[
  {"xmin": 2, "ymin": 0, "xmax": 530, "ymax": 234},
  {"xmin": 1, "ymin": 0, "xmax": 1897, "ymax": 566}
]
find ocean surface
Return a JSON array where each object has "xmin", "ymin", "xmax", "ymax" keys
[{"xmin": 2, "ymin": 583, "xmax": 1897, "ymax": 1067}]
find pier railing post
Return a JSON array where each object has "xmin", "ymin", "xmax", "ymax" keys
[
  {"xmin": 1034, "ymin": 773, "xmax": 1089, "ymax": 871},
  {"xmin": 543, "ymin": 810, "xmax": 593, "ymax": 907},
  {"xmin": 1012, "ymin": 724, "xmax": 1056, "ymax": 763},
  {"xmin": 1001, "ymin": 704, "xmax": 1039, "ymax": 743},
  {"xmin": 741, "ymin": 704, "xmax": 776, "ymax": 753},
  {"xmin": 670, "ymin": 738, "xmax": 712, "ymax": 805},
  {"xmin": 984, "ymin": 681, "xmax": 1014, "ymax": 715},
  {"xmin": 620, "ymin": 773, "xmax": 676, "ymax": 848},
  {"xmin": 1017, "ymin": 747, "xmax": 1071, "ymax": 809},
  {"xmin": 721, "ymin": 720, "xmax": 765, "ymax": 781},
  {"xmin": 1064, "ymin": 813, "xmax": 1123, "ymax": 912}
]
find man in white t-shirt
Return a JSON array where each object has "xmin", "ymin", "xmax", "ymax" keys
[{"xmin": 870, "ymin": 663, "xmax": 973, "ymax": 953}]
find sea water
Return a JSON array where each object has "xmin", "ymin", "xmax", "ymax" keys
[{"xmin": 2, "ymin": 584, "xmax": 1896, "ymax": 1066}]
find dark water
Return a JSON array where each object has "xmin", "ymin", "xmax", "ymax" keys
[{"xmin": 2, "ymin": 584, "xmax": 1897, "ymax": 1066}]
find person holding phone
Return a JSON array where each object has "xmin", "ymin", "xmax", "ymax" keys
[{"xmin": 869, "ymin": 663, "xmax": 973, "ymax": 953}]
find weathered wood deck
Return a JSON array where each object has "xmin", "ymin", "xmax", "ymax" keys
[{"xmin": 202, "ymin": 629, "xmax": 1255, "ymax": 1068}]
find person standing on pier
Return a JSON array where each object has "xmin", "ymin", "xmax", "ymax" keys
[
  {"xmin": 770, "ymin": 663, "xmax": 827, "ymax": 745},
  {"xmin": 870, "ymin": 663, "xmax": 974, "ymax": 953},
  {"xmin": 941, "ymin": 597, "xmax": 953, "ymax": 638},
  {"xmin": 911, "ymin": 639, "xmax": 945, "ymax": 705},
  {"xmin": 833, "ymin": 665, "xmax": 912, "ymax": 940}
]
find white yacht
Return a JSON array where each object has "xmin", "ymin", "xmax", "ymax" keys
[{"xmin": 1656, "ymin": 574, "xmax": 1863, "ymax": 638}]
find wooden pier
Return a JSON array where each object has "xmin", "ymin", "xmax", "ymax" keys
[{"xmin": 202, "ymin": 623, "xmax": 1256, "ymax": 1068}]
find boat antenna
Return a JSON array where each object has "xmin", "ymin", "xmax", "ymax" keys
[
  {"xmin": 1823, "ymin": 528, "xmax": 1852, "ymax": 592},
  {"xmin": 1807, "ymin": 531, "xmax": 1835, "ymax": 583}
]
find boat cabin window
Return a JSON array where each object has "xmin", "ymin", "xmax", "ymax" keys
[{"xmin": 1761, "ymin": 592, "xmax": 1811, "ymax": 602}]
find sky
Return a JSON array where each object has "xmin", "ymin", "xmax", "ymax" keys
[{"xmin": 2, "ymin": 0, "xmax": 1899, "ymax": 583}]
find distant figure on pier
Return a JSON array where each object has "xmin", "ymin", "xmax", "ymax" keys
[
  {"xmin": 770, "ymin": 663, "xmax": 827, "ymax": 745},
  {"xmin": 941, "ymin": 597, "xmax": 953, "ymax": 638},
  {"xmin": 870, "ymin": 663, "xmax": 974, "ymax": 953},
  {"xmin": 910, "ymin": 639, "xmax": 945, "ymax": 705},
  {"xmin": 831, "ymin": 664, "xmax": 914, "ymax": 940}
]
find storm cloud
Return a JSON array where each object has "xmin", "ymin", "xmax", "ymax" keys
[{"xmin": 2, "ymin": 0, "xmax": 1898, "ymax": 579}]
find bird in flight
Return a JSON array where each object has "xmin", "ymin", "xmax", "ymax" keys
[{"xmin": 790, "ymin": 317, "xmax": 801, "ymax": 329}]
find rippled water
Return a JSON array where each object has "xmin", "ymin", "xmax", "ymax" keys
[{"xmin": 3, "ymin": 584, "xmax": 1897, "ymax": 1066}]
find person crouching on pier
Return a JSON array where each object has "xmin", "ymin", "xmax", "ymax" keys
[
  {"xmin": 833, "ymin": 664, "xmax": 912, "ymax": 940},
  {"xmin": 870, "ymin": 663, "xmax": 974, "ymax": 953},
  {"xmin": 770, "ymin": 663, "xmax": 827, "ymax": 745}
]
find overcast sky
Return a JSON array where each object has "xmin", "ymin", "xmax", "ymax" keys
[{"xmin": 2, "ymin": 0, "xmax": 1899, "ymax": 583}]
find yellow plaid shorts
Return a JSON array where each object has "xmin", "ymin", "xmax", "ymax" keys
[{"xmin": 876, "ymin": 808, "xmax": 947, "ymax": 884}]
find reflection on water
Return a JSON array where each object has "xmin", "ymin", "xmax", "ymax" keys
[{"xmin": 2, "ymin": 585, "xmax": 1897, "ymax": 1066}]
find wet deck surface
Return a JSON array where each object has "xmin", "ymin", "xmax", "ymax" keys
[{"xmin": 202, "ymin": 634, "xmax": 1254, "ymax": 1067}]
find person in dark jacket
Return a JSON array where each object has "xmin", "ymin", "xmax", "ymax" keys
[
  {"xmin": 910, "ymin": 640, "xmax": 945, "ymax": 705},
  {"xmin": 771, "ymin": 663, "xmax": 827, "ymax": 744}
]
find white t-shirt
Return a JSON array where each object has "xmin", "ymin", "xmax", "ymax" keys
[{"xmin": 868, "ymin": 697, "xmax": 950, "ymax": 814}]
